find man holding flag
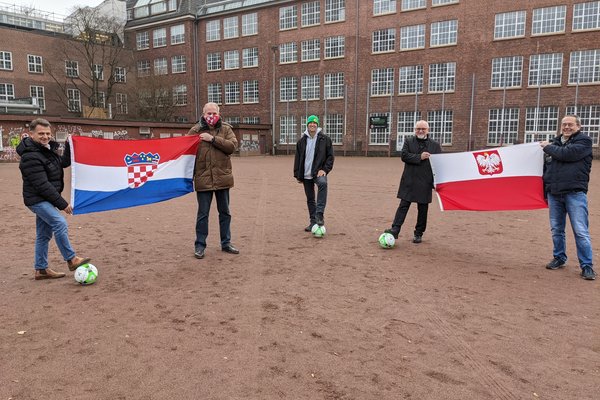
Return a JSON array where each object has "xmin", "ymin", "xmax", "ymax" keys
[{"xmin": 540, "ymin": 115, "xmax": 595, "ymax": 280}]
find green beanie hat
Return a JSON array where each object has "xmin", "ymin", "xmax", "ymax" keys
[{"xmin": 307, "ymin": 115, "xmax": 320, "ymax": 126}]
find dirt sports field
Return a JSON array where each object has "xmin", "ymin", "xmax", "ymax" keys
[{"xmin": 0, "ymin": 155, "xmax": 599, "ymax": 400}]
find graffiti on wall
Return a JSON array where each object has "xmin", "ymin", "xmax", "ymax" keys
[
  {"xmin": 0, "ymin": 125, "xmax": 25, "ymax": 161},
  {"xmin": 55, "ymin": 125, "xmax": 129, "ymax": 140}
]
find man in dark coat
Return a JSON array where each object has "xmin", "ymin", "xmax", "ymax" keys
[
  {"xmin": 540, "ymin": 115, "xmax": 595, "ymax": 280},
  {"xmin": 293, "ymin": 115, "xmax": 334, "ymax": 231},
  {"xmin": 385, "ymin": 120, "xmax": 442, "ymax": 243},
  {"xmin": 17, "ymin": 118, "xmax": 90, "ymax": 280}
]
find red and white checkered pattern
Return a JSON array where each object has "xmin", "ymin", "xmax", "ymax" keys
[{"xmin": 127, "ymin": 164, "xmax": 157, "ymax": 188}]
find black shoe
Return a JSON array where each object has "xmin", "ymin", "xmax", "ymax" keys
[
  {"xmin": 581, "ymin": 266, "xmax": 596, "ymax": 280},
  {"xmin": 222, "ymin": 244, "xmax": 240, "ymax": 254},
  {"xmin": 384, "ymin": 229, "xmax": 399, "ymax": 239},
  {"xmin": 316, "ymin": 213, "xmax": 324, "ymax": 226},
  {"xmin": 305, "ymin": 223, "xmax": 315, "ymax": 232},
  {"xmin": 546, "ymin": 258, "xmax": 566, "ymax": 270},
  {"xmin": 194, "ymin": 248, "xmax": 205, "ymax": 259},
  {"xmin": 412, "ymin": 235, "xmax": 422, "ymax": 244}
]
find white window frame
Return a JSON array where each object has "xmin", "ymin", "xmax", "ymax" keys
[
  {"xmin": 372, "ymin": 28, "xmax": 396, "ymax": 53},
  {"xmin": 207, "ymin": 52, "xmax": 222, "ymax": 71},
  {"xmin": 532, "ymin": 5, "xmax": 566, "ymax": 36},
  {"xmin": 374, "ymin": 0, "xmax": 397, "ymax": 15},
  {"xmin": 573, "ymin": 1, "xmax": 600, "ymax": 31},
  {"xmin": 223, "ymin": 16, "xmax": 239, "ymax": 39},
  {"xmin": 115, "ymin": 67, "xmax": 127, "ymax": 83},
  {"xmin": 301, "ymin": 74, "xmax": 320, "ymax": 100},
  {"xmin": 324, "ymin": 72, "xmax": 344, "ymax": 99},
  {"xmin": 325, "ymin": 0, "xmax": 345, "ymax": 23},
  {"xmin": 67, "ymin": 88, "xmax": 81, "ymax": 112},
  {"xmin": 0, "ymin": 83, "xmax": 15, "ymax": 101},
  {"xmin": 27, "ymin": 55, "xmax": 43, "ymax": 73},
  {"xmin": 428, "ymin": 62, "xmax": 456, "ymax": 93},
  {"xmin": 487, "ymin": 108, "xmax": 519, "ymax": 145},
  {"xmin": 225, "ymin": 81, "xmax": 240, "ymax": 104},
  {"xmin": 325, "ymin": 113, "xmax": 344, "ymax": 144},
  {"xmin": 153, "ymin": 27, "xmax": 167, "ymax": 47},
  {"xmin": 154, "ymin": 57, "xmax": 168, "ymax": 75},
  {"xmin": 30, "ymin": 85, "xmax": 45, "ymax": 110},
  {"xmin": 528, "ymin": 53, "xmax": 563, "ymax": 87},
  {"xmin": 401, "ymin": 0, "xmax": 425, "ymax": 11},
  {"xmin": 491, "ymin": 56, "xmax": 523, "ymax": 89},
  {"xmin": 242, "ymin": 47, "xmax": 258, "ymax": 68},
  {"xmin": 279, "ymin": 115, "xmax": 297, "ymax": 144},
  {"xmin": 206, "ymin": 20, "xmax": 220, "ymax": 41},
  {"xmin": 569, "ymin": 49, "xmax": 600, "ymax": 84},
  {"xmin": 173, "ymin": 84, "xmax": 187, "ymax": 106},
  {"xmin": 371, "ymin": 68, "xmax": 394, "ymax": 96},
  {"xmin": 400, "ymin": 24, "xmax": 425, "ymax": 50},
  {"xmin": 280, "ymin": 76, "xmax": 298, "ymax": 101},
  {"xmin": 136, "ymin": 31, "xmax": 149, "ymax": 50},
  {"xmin": 430, "ymin": 19, "xmax": 458, "ymax": 47},
  {"xmin": 170, "ymin": 24, "xmax": 185, "ymax": 44},
  {"xmin": 524, "ymin": 106, "xmax": 559, "ymax": 143},
  {"xmin": 279, "ymin": 5, "xmax": 298, "ymax": 30},
  {"xmin": 65, "ymin": 60, "xmax": 79, "ymax": 78},
  {"xmin": 301, "ymin": 39, "xmax": 320, "ymax": 62},
  {"xmin": 171, "ymin": 55, "xmax": 186, "ymax": 73},
  {"xmin": 324, "ymin": 36, "xmax": 345, "ymax": 59},
  {"xmin": 398, "ymin": 65, "xmax": 423, "ymax": 94},
  {"xmin": 279, "ymin": 42, "xmax": 298, "ymax": 63},
  {"xmin": 208, "ymin": 83, "xmax": 222, "ymax": 104},
  {"xmin": 224, "ymin": 50, "xmax": 240, "ymax": 70},
  {"xmin": 243, "ymin": 80, "xmax": 259, "ymax": 103},
  {"xmin": 302, "ymin": 1, "xmax": 321, "ymax": 27},
  {"xmin": 494, "ymin": 11, "xmax": 526, "ymax": 40},
  {"xmin": 241, "ymin": 13, "xmax": 258, "ymax": 36}
]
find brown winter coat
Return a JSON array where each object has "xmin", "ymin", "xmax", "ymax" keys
[{"xmin": 188, "ymin": 119, "xmax": 238, "ymax": 191}]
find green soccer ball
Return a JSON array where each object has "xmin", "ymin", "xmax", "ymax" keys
[
  {"xmin": 311, "ymin": 224, "xmax": 327, "ymax": 238},
  {"xmin": 378, "ymin": 232, "xmax": 395, "ymax": 249},
  {"xmin": 74, "ymin": 263, "xmax": 98, "ymax": 285}
]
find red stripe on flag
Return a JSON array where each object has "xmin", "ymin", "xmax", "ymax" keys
[
  {"xmin": 436, "ymin": 176, "xmax": 548, "ymax": 211},
  {"xmin": 72, "ymin": 135, "xmax": 200, "ymax": 166}
]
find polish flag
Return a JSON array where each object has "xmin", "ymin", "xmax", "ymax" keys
[
  {"xmin": 70, "ymin": 135, "xmax": 200, "ymax": 215},
  {"xmin": 430, "ymin": 142, "xmax": 547, "ymax": 211}
]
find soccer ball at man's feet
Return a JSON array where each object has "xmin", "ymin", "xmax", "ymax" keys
[
  {"xmin": 74, "ymin": 264, "xmax": 98, "ymax": 285},
  {"xmin": 378, "ymin": 232, "xmax": 396, "ymax": 249},
  {"xmin": 311, "ymin": 224, "xmax": 327, "ymax": 238}
]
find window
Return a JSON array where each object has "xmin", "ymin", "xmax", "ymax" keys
[
  {"xmin": 430, "ymin": 20, "xmax": 458, "ymax": 47},
  {"xmin": 524, "ymin": 106, "xmax": 559, "ymax": 142},
  {"xmin": 401, "ymin": 0, "xmax": 425, "ymax": 11},
  {"xmin": 302, "ymin": 1, "xmax": 320, "ymax": 27},
  {"xmin": 225, "ymin": 81, "xmax": 240, "ymax": 104},
  {"xmin": 369, "ymin": 112, "xmax": 391, "ymax": 144},
  {"xmin": 529, "ymin": 53, "xmax": 563, "ymax": 86},
  {"xmin": 171, "ymin": 24, "xmax": 185, "ymax": 44},
  {"xmin": 242, "ymin": 13, "xmax": 257, "ymax": 36},
  {"xmin": 397, "ymin": 111, "xmax": 422, "ymax": 150},
  {"xmin": 301, "ymin": 39, "xmax": 320, "ymax": 61},
  {"xmin": 279, "ymin": 115, "xmax": 297, "ymax": 144},
  {"xmin": 488, "ymin": 108, "xmax": 519, "ymax": 145},
  {"xmin": 324, "ymin": 72, "xmax": 344, "ymax": 99},
  {"xmin": 116, "ymin": 93, "xmax": 128, "ymax": 114},
  {"xmin": 279, "ymin": 5, "xmax": 297, "ymax": 30},
  {"xmin": 207, "ymin": 52, "xmax": 222, "ymax": 71},
  {"xmin": 224, "ymin": 50, "xmax": 239, "ymax": 70},
  {"xmin": 65, "ymin": 60, "xmax": 79, "ymax": 78},
  {"xmin": 566, "ymin": 105, "xmax": 600, "ymax": 146},
  {"xmin": 208, "ymin": 83, "xmax": 222, "ymax": 104},
  {"xmin": 325, "ymin": 114, "xmax": 343, "ymax": 144},
  {"xmin": 137, "ymin": 60, "xmax": 150, "ymax": 77},
  {"xmin": 491, "ymin": 56, "xmax": 523, "ymax": 88},
  {"xmin": 494, "ymin": 11, "xmax": 526, "ymax": 39},
  {"xmin": 0, "ymin": 51, "xmax": 12, "ymax": 70},
  {"xmin": 428, "ymin": 110, "xmax": 453, "ymax": 145},
  {"xmin": 67, "ymin": 88, "xmax": 81, "ymax": 112},
  {"xmin": 372, "ymin": 28, "xmax": 396, "ymax": 53},
  {"xmin": 30, "ymin": 85, "xmax": 45, "ymax": 110},
  {"xmin": 223, "ymin": 16, "xmax": 239, "ymax": 39},
  {"xmin": 398, "ymin": 65, "xmax": 423, "ymax": 94},
  {"xmin": 115, "ymin": 67, "xmax": 126, "ymax": 83},
  {"xmin": 532, "ymin": 6, "xmax": 566, "ymax": 35},
  {"xmin": 154, "ymin": 57, "xmax": 168, "ymax": 75},
  {"xmin": 171, "ymin": 55, "xmax": 186, "ymax": 73},
  {"xmin": 93, "ymin": 64, "xmax": 104, "ymax": 80},
  {"xmin": 28, "ymin": 55, "xmax": 43, "ymax": 73},
  {"xmin": 243, "ymin": 116, "xmax": 260, "ymax": 124},
  {"xmin": 173, "ymin": 84, "xmax": 187, "ymax": 105},
  {"xmin": 0, "ymin": 83, "xmax": 15, "ymax": 101},
  {"xmin": 374, "ymin": 0, "xmax": 396, "ymax": 15},
  {"xmin": 153, "ymin": 28, "xmax": 167, "ymax": 47},
  {"xmin": 301, "ymin": 74, "xmax": 320, "ymax": 100},
  {"xmin": 224, "ymin": 116, "xmax": 240, "ymax": 125},
  {"xmin": 325, "ymin": 0, "xmax": 345, "ymax": 22},
  {"xmin": 243, "ymin": 80, "xmax": 259, "ymax": 103},
  {"xmin": 136, "ymin": 31, "xmax": 149, "ymax": 50},
  {"xmin": 279, "ymin": 42, "xmax": 298, "ymax": 63},
  {"xmin": 206, "ymin": 20, "xmax": 220, "ymax": 41},
  {"xmin": 569, "ymin": 49, "xmax": 600, "ymax": 84},
  {"xmin": 400, "ymin": 24, "xmax": 425, "ymax": 50},
  {"xmin": 280, "ymin": 76, "xmax": 298, "ymax": 101},
  {"xmin": 371, "ymin": 68, "xmax": 394, "ymax": 96},
  {"xmin": 324, "ymin": 36, "xmax": 345, "ymax": 58},
  {"xmin": 242, "ymin": 47, "xmax": 258, "ymax": 68},
  {"xmin": 573, "ymin": 1, "xmax": 600, "ymax": 31},
  {"xmin": 432, "ymin": 0, "xmax": 459, "ymax": 5},
  {"xmin": 94, "ymin": 92, "xmax": 106, "ymax": 108},
  {"xmin": 428, "ymin": 62, "xmax": 455, "ymax": 92}
]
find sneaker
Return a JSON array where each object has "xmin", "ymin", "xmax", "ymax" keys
[
  {"xmin": 194, "ymin": 248, "xmax": 205, "ymax": 259},
  {"xmin": 546, "ymin": 258, "xmax": 566, "ymax": 270},
  {"xmin": 316, "ymin": 213, "xmax": 324, "ymax": 226},
  {"xmin": 35, "ymin": 268, "xmax": 66, "ymax": 280},
  {"xmin": 412, "ymin": 235, "xmax": 422, "ymax": 244},
  {"xmin": 581, "ymin": 266, "xmax": 596, "ymax": 280},
  {"xmin": 384, "ymin": 229, "xmax": 399, "ymax": 240},
  {"xmin": 305, "ymin": 223, "xmax": 315, "ymax": 232}
]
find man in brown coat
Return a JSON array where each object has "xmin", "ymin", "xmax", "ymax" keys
[{"xmin": 188, "ymin": 102, "xmax": 239, "ymax": 259}]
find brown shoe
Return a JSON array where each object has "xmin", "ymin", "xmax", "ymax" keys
[
  {"xmin": 35, "ymin": 269, "xmax": 66, "ymax": 280},
  {"xmin": 67, "ymin": 256, "xmax": 91, "ymax": 271}
]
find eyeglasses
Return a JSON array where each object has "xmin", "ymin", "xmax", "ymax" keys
[{"xmin": 415, "ymin": 128, "xmax": 428, "ymax": 131}]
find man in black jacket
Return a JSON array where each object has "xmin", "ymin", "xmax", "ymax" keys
[
  {"xmin": 540, "ymin": 115, "xmax": 595, "ymax": 280},
  {"xmin": 293, "ymin": 115, "xmax": 334, "ymax": 231},
  {"xmin": 17, "ymin": 118, "xmax": 90, "ymax": 280},
  {"xmin": 384, "ymin": 120, "xmax": 442, "ymax": 243}
]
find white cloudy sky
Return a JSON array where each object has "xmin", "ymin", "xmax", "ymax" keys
[{"xmin": 5, "ymin": 0, "xmax": 104, "ymax": 17}]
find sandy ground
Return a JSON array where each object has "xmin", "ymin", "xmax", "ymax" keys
[{"xmin": 0, "ymin": 156, "xmax": 599, "ymax": 400}]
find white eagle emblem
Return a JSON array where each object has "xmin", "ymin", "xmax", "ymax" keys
[{"xmin": 475, "ymin": 151, "xmax": 503, "ymax": 175}]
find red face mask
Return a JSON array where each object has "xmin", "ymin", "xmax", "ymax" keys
[{"xmin": 205, "ymin": 114, "xmax": 220, "ymax": 126}]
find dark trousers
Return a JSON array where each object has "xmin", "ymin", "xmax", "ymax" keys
[
  {"xmin": 392, "ymin": 199, "xmax": 428, "ymax": 237},
  {"xmin": 195, "ymin": 189, "xmax": 231, "ymax": 250},
  {"xmin": 302, "ymin": 176, "xmax": 328, "ymax": 223}
]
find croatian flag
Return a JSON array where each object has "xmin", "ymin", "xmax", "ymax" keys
[
  {"xmin": 70, "ymin": 136, "xmax": 200, "ymax": 215},
  {"xmin": 430, "ymin": 142, "xmax": 547, "ymax": 211}
]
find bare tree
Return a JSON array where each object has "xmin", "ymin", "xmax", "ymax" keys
[{"xmin": 133, "ymin": 75, "xmax": 180, "ymax": 122}]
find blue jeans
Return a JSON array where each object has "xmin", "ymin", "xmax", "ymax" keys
[
  {"xmin": 28, "ymin": 201, "xmax": 76, "ymax": 271},
  {"xmin": 302, "ymin": 176, "xmax": 328, "ymax": 223},
  {"xmin": 195, "ymin": 189, "xmax": 231, "ymax": 250},
  {"xmin": 547, "ymin": 192, "xmax": 593, "ymax": 268}
]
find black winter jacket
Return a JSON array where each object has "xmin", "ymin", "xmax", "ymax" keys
[
  {"xmin": 397, "ymin": 136, "xmax": 442, "ymax": 203},
  {"xmin": 17, "ymin": 137, "xmax": 71, "ymax": 209},
  {"xmin": 542, "ymin": 130, "xmax": 592, "ymax": 195},
  {"xmin": 293, "ymin": 130, "xmax": 334, "ymax": 180}
]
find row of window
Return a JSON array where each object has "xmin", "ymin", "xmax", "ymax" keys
[
  {"xmin": 372, "ymin": 20, "xmax": 457, "ymax": 53},
  {"xmin": 136, "ymin": 24, "xmax": 185, "ymax": 50},
  {"xmin": 278, "ymin": 0, "xmax": 346, "ymax": 31},
  {"xmin": 206, "ymin": 12, "xmax": 258, "ymax": 42},
  {"xmin": 137, "ymin": 55, "xmax": 186, "ymax": 76},
  {"xmin": 495, "ymin": 1, "xmax": 600, "ymax": 39},
  {"xmin": 207, "ymin": 80, "xmax": 259, "ymax": 105},
  {"xmin": 279, "ymin": 36, "xmax": 345, "ymax": 63},
  {"xmin": 374, "ymin": 0, "xmax": 458, "ymax": 15},
  {"xmin": 207, "ymin": 48, "xmax": 258, "ymax": 71},
  {"xmin": 139, "ymin": 84, "xmax": 188, "ymax": 106},
  {"xmin": 130, "ymin": 0, "xmax": 177, "ymax": 20}
]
